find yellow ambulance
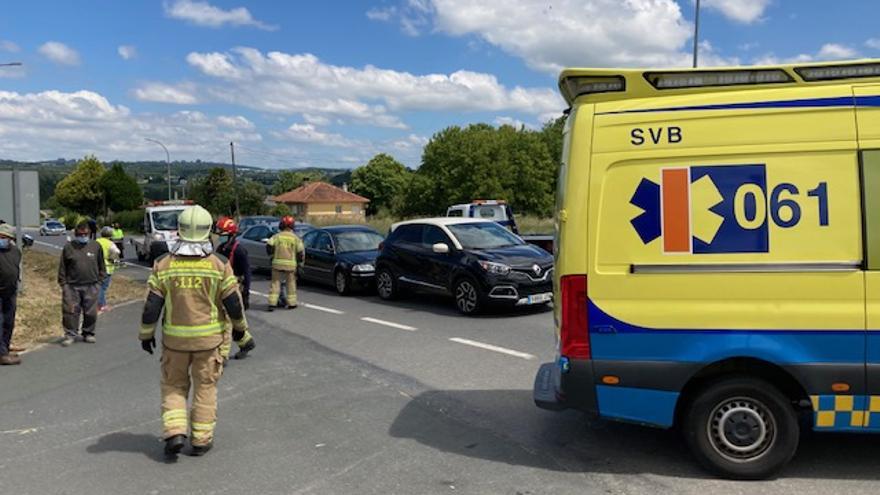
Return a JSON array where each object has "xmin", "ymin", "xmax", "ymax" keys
[{"xmin": 533, "ymin": 59, "xmax": 880, "ymax": 479}]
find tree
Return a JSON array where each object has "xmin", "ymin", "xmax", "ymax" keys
[
  {"xmin": 53, "ymin": 155, "xmax": 106, "ymax": 216},
  {"xmin": 271, "ymin": 170, "xmax": 326, "ymax": 196},
  {"xmin": 189, "ymin": 168, "xmax": 267, "ymax": 216},
  {"xmin": 100, "ymin": 163, "xmax": 143, "ymax": 212},
  {"xmin": 350, "ymin": 153, "xmax": 411, "ymax": 215}
]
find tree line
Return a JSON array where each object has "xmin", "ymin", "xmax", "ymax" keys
[{"xmin": 350, "ymin": 117, "xmax": 565, "ymax": 218}]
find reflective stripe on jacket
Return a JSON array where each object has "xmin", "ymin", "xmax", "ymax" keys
[
  {"xmin": 142, "ymin": 253, "xmax": 239, "ymax": 351},
  {"xmin": 267, "ymin": 231, "xmax": 304, "ymax": 271}
]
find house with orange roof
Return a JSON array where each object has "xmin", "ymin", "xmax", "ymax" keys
[{"xmin": 271, "ymin": 181, "xmax": 369, "ymax": 220}]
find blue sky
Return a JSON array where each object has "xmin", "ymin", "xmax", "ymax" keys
[{"xmin": 1, "ymin": 0, "xmax": 878, "ymax": 168}]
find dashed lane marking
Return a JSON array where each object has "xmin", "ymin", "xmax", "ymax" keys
[
  {"xmin": 361, "ymin": 317, "xmax": 417, "ymax": 332},
  {"xmin": 304, "ymin": 303, "xmax": 344, "ymax": 315},
  {"xmin": 448, "ymin": 337, "xmax": 536, "ymax": 360},
  {"xmin": 33, "ymin": 240, "xmax": 62, "ymax": 250}
]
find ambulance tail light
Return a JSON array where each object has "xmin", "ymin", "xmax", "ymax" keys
[
  {"xmin": 560, "ymin": 274, "xmax": 590, "ymax": 359},
  {"xmin": 795, "ymin": 62, "xmax": 880, "ymax": 81},
  {"xmin": 560, "ymin": 76, "xmax": 625, "ymax": 102},
  {"xmin": 644, "ymin": 69, "xmax": 793, "ymax": 89}
]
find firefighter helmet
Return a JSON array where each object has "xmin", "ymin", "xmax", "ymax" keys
[
  {"xmin": 178, "ymin": 206, "xmax": 213, "ymax": 242},
  {"xmin": 279, "ymin": 215, "xmax": 295, "ymax": 230},
  {"xmin": 216, "ymin": 216, "xmax": 238, "ymax": 235}
]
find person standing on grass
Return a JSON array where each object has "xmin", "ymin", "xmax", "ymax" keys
[
  {"xmin": 58, "ymin": 222, "xmax": 106, "ymax": 346},
  {"xmin": 96, "ymin": 227, "xmax": 121, "ymax": 314},
  {"xmin": 0, "ymin": 224, "xmax": 22, "ymax": 365}
]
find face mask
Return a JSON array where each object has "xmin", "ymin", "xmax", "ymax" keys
[
  {"xmin": 0, "ymin": 239, "xmax": 9, "ymax": 249},
  {"xmin": 75, "ymin": 236, "xmax": 89, "ymax": 244}
]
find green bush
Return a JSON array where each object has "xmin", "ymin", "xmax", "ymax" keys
[{"xmin": 112, "ymin": 209, "xmax": 145, "ymax": 233}]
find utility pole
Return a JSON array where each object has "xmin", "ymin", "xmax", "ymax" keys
[
  {"xmin": 145, "ymin": 138, "xmax": 171, "ymax": 200},
  {"xmin": 3, "ymin": 62, "xmax": 24, "ymax": 292},
  {"xmin": 692, "ymin": 0, "xmax": 701, "ymax": 68},
  {"xmin": 230, "ymin": 142, "xmax": 240, "ymax": 219}
]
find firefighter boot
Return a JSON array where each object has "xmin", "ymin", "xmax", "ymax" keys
[
  {"xmin": 190, "ymin": 442, "xmax": 213, "ymax": 456},
  {"xmin": 233, "ymin": 339, "xmax": 255, "ymax": 360},
  {"xmin": 164, "ymin": 434, "xmax": 186, "ymax": 456}
]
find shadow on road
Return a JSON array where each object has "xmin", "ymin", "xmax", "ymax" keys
[
  {"xmin": 86, "ymin": 432, "xmax": 177, "ymax": 464},
  {"xmin": 389, "ymin": 389, "xmax": 880, "ymax": 481}
]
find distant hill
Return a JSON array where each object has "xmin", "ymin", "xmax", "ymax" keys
[{"xmin": 0, "ymin": 159, "xmax": 353, "ymax": 203}]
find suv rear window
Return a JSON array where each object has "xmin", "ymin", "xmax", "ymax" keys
[{"xmin": 390, "ymin": 224, "xmax": 424, "ymax": 244}]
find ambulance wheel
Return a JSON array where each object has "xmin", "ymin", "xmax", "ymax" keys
[
  {"xmin": 376, "ymin": 267, "xmax": 397, "ymax": 300},
  {"xmin": 683, "ymin": 376, "xmax": 799, "ymax": 480}
]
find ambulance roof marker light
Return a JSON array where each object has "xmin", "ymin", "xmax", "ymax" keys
[
  {"xmin": 560, "ymin": 75, "xmax": 626, "ymax": 102},
  {"xmin": 796, "ymin": 62, "xmax": 880, "ymax": 82},
  {"xmin": 644, "ymin": 68, "xmax": 793, "ymax": 90}
]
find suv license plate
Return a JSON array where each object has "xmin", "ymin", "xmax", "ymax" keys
[{"xmin": 527, "ymin": 293, "xmax": 552, "ymax": 305}]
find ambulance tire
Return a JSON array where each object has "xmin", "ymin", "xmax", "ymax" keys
[{"xmin": 683, "ymin": 376, "xmax": 799, "ymax": 480}]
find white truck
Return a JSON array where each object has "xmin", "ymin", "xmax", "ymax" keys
[
  {"xmin": 131, "ymin": 201, "xmax": 195, "ymax": 263},
  {"xmin": 446, "ymin": 199, "xmax": 554, "ymax": 253}
]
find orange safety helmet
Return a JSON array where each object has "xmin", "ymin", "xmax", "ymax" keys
[
  {"xmin": 216, "ymin": 216, "xmax": 238, "ymax": 235},
  {"xmin": 279, "ymin": 215, "xmax": 295, "ymax": 229}
]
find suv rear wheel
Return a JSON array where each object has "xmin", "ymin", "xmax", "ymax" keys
[
  {"xmin": 376, "ymin": 267, "xmax": 397, "ymax": 300},
  {"xmin": 683, "ymin": 376, "xmax": 799, "ymax": 480},
  {"xmin": 454, "ymin": 277, "xmax": 483, "ymax": 315}
]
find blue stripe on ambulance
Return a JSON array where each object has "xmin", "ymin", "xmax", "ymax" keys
[
  {"xmin": 596, "ymin": 95, "xmax": 880, "ymax": 115},
  {"xmin": 586, "ymin": 300, "xmax": 880, "ymax": 431}
]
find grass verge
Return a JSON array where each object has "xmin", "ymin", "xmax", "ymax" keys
[{"xmin": 13, "ymin": 250, "xmax": 145, "ymax": 350}]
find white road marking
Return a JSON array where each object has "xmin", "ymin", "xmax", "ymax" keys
[
  {"xmin": 361, "ymin": 317, "xmax": 416, "ymax": 331},
  {"xmin": 448, "ymin": 337, "xmax": 536, "ymax": 360},
  {"xmin": 120, "ymin": 262, "xmax": 150, "ymax": 271},
  {"xmin": 33, "ymin": 240, "xmax": 62, "ymax": 250},
  {"xmin": 304, "ymin": 303, "xmax": 344, "ymax": 315},
  {"xmin": 251, "ymin": 290, "xmax": 269, "ymax": 298}
]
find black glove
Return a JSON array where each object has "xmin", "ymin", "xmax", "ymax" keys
[
  {"xmin": 232, "ymin": 330, "xmax": 245, "ymax": 342},
  {"xmin": 141, "ymin": 337, "xmax": 156, "ymax": 355}
]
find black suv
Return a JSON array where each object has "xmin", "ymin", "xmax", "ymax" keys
[{"xmin": 375, "ymin": 219, "xmax": 553, "ymax": 315}]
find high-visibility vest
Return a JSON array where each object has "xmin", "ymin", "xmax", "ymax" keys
[
  {"xmin": 112, "ymin": 228, "xmax": 124, "ymax": 241},
  {"xmin": 96, "ymin": 238, "xmax": 116, "ymax": 275}
]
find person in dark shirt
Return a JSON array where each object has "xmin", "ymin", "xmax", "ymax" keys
[
  {"xmin": 215, "ymin": 218, "xmax": 255, "ymax": 360},
  {"xmin": 0, "ymin": 224, "xmax": 22, "ymax": 365},
  {"xmin": 58, "ymin": 222, "xmax": 106, "ymax": 346}
]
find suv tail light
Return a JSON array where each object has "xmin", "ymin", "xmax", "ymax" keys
[{"xmin": 560, "ymin": 274, "xmax": 590, "ymax": 359}]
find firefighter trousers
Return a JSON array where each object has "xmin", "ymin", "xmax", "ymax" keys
[
  {"xmin": 268, "ymin": 269, "xmax": 297, "ymax": 306},
  {"xmin": 160, "ymin": 346, "xmax": 224, "ymax": 446}
]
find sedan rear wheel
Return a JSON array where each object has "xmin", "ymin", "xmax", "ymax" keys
[{"xmin": 454, "ymin": 278, "xmax": 482, "ymax": 315}]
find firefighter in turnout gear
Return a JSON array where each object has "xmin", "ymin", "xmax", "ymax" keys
[
  {"xmin": 266, "ymin": 215, "xmax": 304, "ymax": 311},
  {"xmin": 139, "ymin": 205, "xmax": 249, "ymax": 457},
  {"xmin": 215, "ymin": 217, "xmax": 255, "ymax": 361}
]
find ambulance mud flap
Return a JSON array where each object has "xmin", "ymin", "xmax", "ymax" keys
[
  {"xmin": 534, "ymin": 360, "xmax": 599, "ymax": 414},
  {"xmin": 534, "ymin": 362, "xmax": 564, "ymax": 410}
]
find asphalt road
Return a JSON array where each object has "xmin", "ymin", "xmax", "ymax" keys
[{"xmin": 2, "ymin": 232, "xmax": 879, "ymax": 494}]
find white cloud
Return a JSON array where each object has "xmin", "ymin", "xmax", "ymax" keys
[
  {"xmin": 133, "ymin": 82, "xmax": 199, "ymax": 104},
  {"xmin": 701, "ymin": 0, "xmax": 771, "ymax": 24},
  {"xmin": 366, "ymin": 7, "xmax": 396, "ymax": 22},
  {"xmin": 0, "ymin": 40, "xmax": 20, "ymax": 53},
  {"xmin": 0, "ymin": 89, "xmax": 262, "ymax": 161},
  {"xmin": 424, "ymin": 0, "xmax": 711, "ymax": 73},
  {"xmin": 817, "ymin": 43, "xmax": 857, "ymax": 60},
  {"xmin": 277, "ymin": 123, "xmax": 356, "ymax": 148},
  {"xmin": 753, "ymin": 43, "xmax": 858, "ymax": 66},
  {"xmin": 184, "ymin": 47, "xmax": 562, "ymax": 128},
  {"xmin": 867, "ymin": 38, "xmax": 880, "ymax": 50},
  {"xmin": 217, "ymin": 115, "xmax": 255, "ymax": 129},
  {"xmin": 38, "ymin": 41, "xmax": 80, "ymax": 66},
  {"xmin": 164, "ymin": 0, "xmax": 277, "ymax": 30},
  {"xmin": 118, "ymin": 45, "xmax": 137, "ymax": 60}
]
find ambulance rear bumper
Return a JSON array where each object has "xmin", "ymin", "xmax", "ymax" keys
[{"xmin": 533, "ymin": 359, "xmax": 598, "ymax": 415}]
